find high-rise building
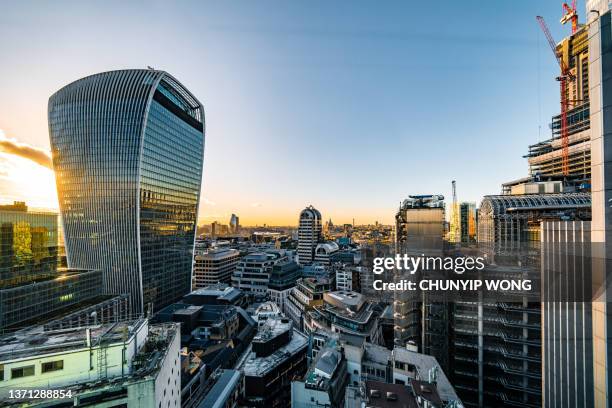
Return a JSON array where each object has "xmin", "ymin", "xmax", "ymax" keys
[
  {"xmin": 297, "ymin": 206, "xmax": 322, "ymax": 265},
  {"xmin": 229, "ymin": 213, "xmax": 240, "ymax": 234},
  {"xmin": 459, "ymin": 202, "xmax": 477, "ymax": 243},
  {"xmin": 48, "ymin": 69, "xmax": 205, "ymax": 313},
  {"xmin": 541, "ymin": 220, "xmax": 593, "ymax": 408},
  {"xmin": 394, "ymin": 195, "xmax": 445, "ymax": 350},
  {"xmin": 538, "ymin": 4, "xmax": 612, "ymax": 406}
]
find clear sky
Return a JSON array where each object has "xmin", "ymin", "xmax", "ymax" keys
[{"xmin": 0, "ymin": 1, "xmax": 575, "ymax": 225}]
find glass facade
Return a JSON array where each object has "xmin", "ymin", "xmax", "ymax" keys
[
  {"xmin": 48, "ymin": 69, "xmax": 204, "ymax": 313},
  {"xmin": 0, "ymin": 203, "xmax": 59, "ymax": 287}
]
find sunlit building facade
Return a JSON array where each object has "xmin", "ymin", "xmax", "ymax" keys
[
  {"xmin": 48, "ymin": 69, "xmax": 205, "ymax": 313},
  {"xmin": 0, "ymin": 201, "xmax": 59, "ymax": 287}
]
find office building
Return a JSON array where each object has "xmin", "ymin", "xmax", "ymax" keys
[
  {"xmin": 536, "ymin": 4, "xmax": 612, "ymax": 406},
  {"xmin": 459, "ymin": 202, "xmax": 477, "ymax": 243},
  {"xmin": 285, "ymin": 277, "xmax": 330, "ymax": 330},
  {"xmin": 314, "ymin": 241, "xmax": 339, "ymax": 265},
  {"xmin": 193, "ymin": 246, "xmax": 240, "ymax": 288},
  {"xmin": 0, "ymin": 201, "xmax": 59, "ymax": 287},
  {"xmin": 541, "ymin": 220, "xmax": 593, "ymax": 408},
  {"xmin": 229, "ymin": 214, "xmax": 240, "ymax": 234},
  {"xmin": 48, "ymin": 69, "xmax": 205, "ymax": 313},
  {"xmin": 335, "ymin": 265, "xmax": 363, "ymax": 292},
  {"xmin": 394, "ymin": 195, "xmax": 446, "ymax": 351},
  {"xmin": 231, "ymin": 250, "xmax": 287, "ymax": 297},
  {"xmin": 240, "ymin": 317, "xmax": 309, "ymax": 407},
  {"xmin": 268, "ymin": 259, "xmax": 301, "ymax": 313},
  {"xmin": 304, "ymin": 291, "xmax": 381, "ymax": 343},
  {"xmin": 0, "ymin": 319, "xmax": 181, "ymax": 407},
  {"xmin": 297, "ymin": 206, "xmax": 322, "ymax": 265},
  {"xmin": 291, "ymin": 347, "xmax": 349, "ymax": 408},
  {"xmin": 0, "ymin": 268, "xmax": 103, "ymax": 331}
]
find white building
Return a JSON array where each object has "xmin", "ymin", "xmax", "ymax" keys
[
  {"xmin": 297, "ymin": 206, "xmax": 322, "ymax": 266},
  {"xmin": 313, "ymin": 241, "xmax": 339, "ymax": 265},
  {"xmin": 232, "ymin": 251, "xmax": 287, "ymax": 297},
  {"xmin": 0, "ymin": 319, "xmax": 181, "ymax": 407},
  {"xmin": 193, "ymin": 245, "xmax": 240, "ymax": 288}
]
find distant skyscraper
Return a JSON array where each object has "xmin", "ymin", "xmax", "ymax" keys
[
  {"xmin": 297, "ymin": 205, "xmax": 322, "ymax": 266},
  {"xmin": 48, "ymin": 69, "xmax": 205, "ymax": 313},
  {"xmin": 229, "ymin": 213, "xmax": 239, "ymax": 234}
]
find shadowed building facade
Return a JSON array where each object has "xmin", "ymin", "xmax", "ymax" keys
[{"xmin": 48, "ymin": 69, "xmax": 205, "ymax": 313}]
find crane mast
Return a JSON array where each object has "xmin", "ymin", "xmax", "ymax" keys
[{"xmin": 536, "ymin": 14, "xmax": 574, "ymax": 177}]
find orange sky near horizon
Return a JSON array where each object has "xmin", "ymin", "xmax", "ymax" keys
[{"xmin": 0, "ymin": 129, "xmax": 395, "ymax": 226}]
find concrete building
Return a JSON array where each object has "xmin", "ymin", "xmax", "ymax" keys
[
  {"xmin": 48, "ymin": 69, "xmax": 205, "ymax": 313},
  {"xmin": 240, "ymin": 317, "xmax": 309, "ymax": 407},
  {"xmin": 297, "ymin": 206, "xmax": 322, "ymax": 266},
  {"xmin": 314, "ymin": 241, "xmax": 339, "ymax": 265},
  {"xmin": 193, "ymin": 246, "xmax": 240, "ymax": 288},
  {"xmin": 335, "ymin": 265, "xmax": 363, "ymax": 292},
  {"xmin": 285, "ymin": 277, "xmax": 330, "ymax": 330},
  {"xmin": 231, "ymin": 251, "xmax": 287, "ymax": 298},
  {"xmin": 291, "ymin": 347, "xmax": 349, "ymax": 408},
  {"xmin": 304, "ymin": 291, "xmax": 381, "ymax": 343},
  {"xmin": 0, "ymin": 319, "xmax": 181, "ymax": 407}
]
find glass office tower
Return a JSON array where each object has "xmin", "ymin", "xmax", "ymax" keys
[{"xmin": 48, "ymin": 69, "xmax": 205, "ymax": 313}]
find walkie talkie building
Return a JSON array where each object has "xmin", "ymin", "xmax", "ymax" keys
[{"xmin": 48, "ymin": 69, "xmax": 205, "ymax": 314}]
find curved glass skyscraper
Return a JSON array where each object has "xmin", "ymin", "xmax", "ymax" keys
[{"xmin": 48, "ymin": 69, "xmax": 205, "ymax": 313}]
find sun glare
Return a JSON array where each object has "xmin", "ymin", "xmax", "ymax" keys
[{"xmin": 0, "ymin": 152, "xmax": 58, "ymax": 210}]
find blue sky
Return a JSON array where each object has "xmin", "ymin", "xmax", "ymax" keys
[{"xmin": 0, "ymin": 0, "xmax": 573, "ymax": 224}]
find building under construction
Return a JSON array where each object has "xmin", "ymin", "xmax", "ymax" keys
[{"xmin": 504, "ymin": 17, "xmax": 590, "ymax": 194}]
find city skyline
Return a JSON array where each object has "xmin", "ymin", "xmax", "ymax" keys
[{"xmin": 0, "ymin": 1, "xmax": 573, "ymax": 225}]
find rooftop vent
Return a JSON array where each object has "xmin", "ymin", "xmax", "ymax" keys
[{"xmin": 386, "ymin": 392, "xmax": 398, "ymax": 401}]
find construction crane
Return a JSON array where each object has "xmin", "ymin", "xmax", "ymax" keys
[
  {"xmin": 536, "ymin": 14, "xmax": 576, "ymax": 177},
  {"xmin": 561, "ymin": 0, "xmax": 579, "ymax": 34}
]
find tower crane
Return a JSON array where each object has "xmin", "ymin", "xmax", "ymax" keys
[{"xmin": 536, "ymin": 14, "xmax": 576, "ymax": 177}]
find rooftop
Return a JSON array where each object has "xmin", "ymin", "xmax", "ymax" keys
[
  {"xmin": 393, "ymin": 347, "xmax": 460, "ymax": 403},
  {"xmin": 242, "ymin": 328, "xmax": 308, "ymax": 377},
  {"xmin": 366, "ymin": 380, "xmax": 418, "ymax": 408},
  {"xmin": 0, "ymin": 319, "xmax": 147, "ymax": 362},
  {"xmin": 198, "ymin": 369, "xmax": 242, "ymax": 408},
  {"xmin": 195, "ymin": 246, "xmax": 239, "ymax": 260},
  {"xmin": 188, "ymin": 284, "xmax": 242, "ymax": 302}
]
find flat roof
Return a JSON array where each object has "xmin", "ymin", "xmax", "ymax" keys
[
  {"xmin": 393, "ymin": 347, "xmax": 460, "ymax": 403},
  {"xmin": 0, "ymin": 319, "xmax": 147, "ymax": 362},
  {"xmin": 242, "ymin": 328, "xmax": 308, "ymax": 377},
  {"xmin": 198, "ymin": 369, "xmax": 242, "ymax": 408}
]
